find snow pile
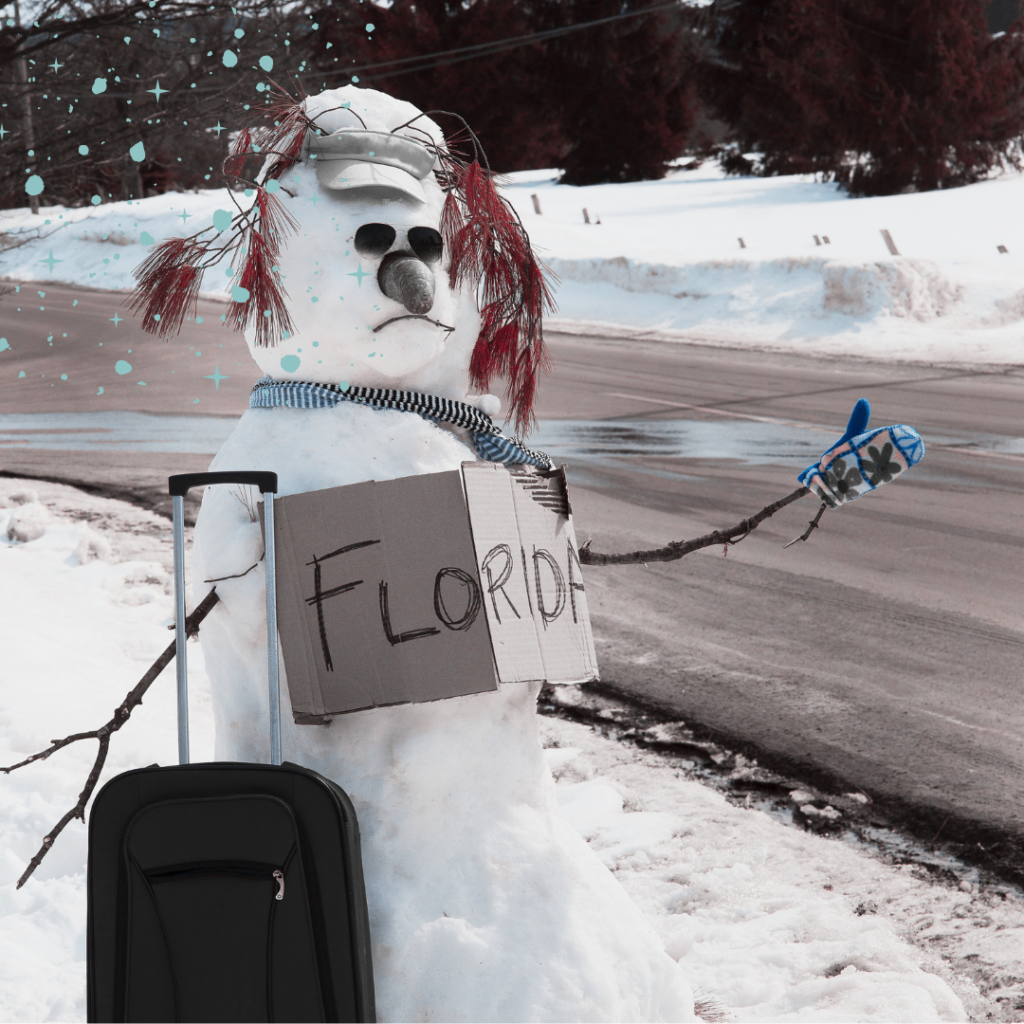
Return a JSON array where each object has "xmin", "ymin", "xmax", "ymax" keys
[
  {"xmin": 548, "ymin": 254, "xmax": 963, "ymax": 324},
  {"xmin": 4, "ymin": 479, "xmax": 1018, "ymax": 1022},
  {"xmin": 821, "ymin": 259, "xmax": 962, "ymax": 319},
  {"xmin": 5, "ymin": 489, "xmax": 50, "ymax": 543},
  {"xmin": 0, "ymin": 481, "xmax": 214, "ymax": 1024},
  {"xmin": 542, "ymin": 717, "xmax": 983, "ymax": 1022},
  {"xmin": 507, "ymin": 164, "xmax": 1024, "ymax": 363},
  {"xmin": 0, "ymin": 190, "xmax": 240, "ymax": 297}
]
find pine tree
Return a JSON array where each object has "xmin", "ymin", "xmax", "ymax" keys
[
  {"xmin": 315, "ymin": 1, "xmax": 564, "ymax": 174},
  {"xmin": 701, "ymin": 0, "xmax": 1024, "ymax": 196},
  {"xmin": 313, "ymin": 1, "xmax": 699, "ymax": 183},
  {"xmin": 538, "ymin": 0, "xmax": 697, "ymax": 185}
]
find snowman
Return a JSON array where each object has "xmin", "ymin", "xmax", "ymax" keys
[{"xmin": 133, "ymin": 85, "xmax": 697, "ymax": 1023}]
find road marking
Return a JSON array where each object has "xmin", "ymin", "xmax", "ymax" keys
[
  {"xmin": 603, "ymin": 391, "xmax": 1024, "ymax": 461},
  {"xmin": 603, "ymin": 391, "xmax": 835, "ymax": 431},
  {"xmin": 917, "ymin": 708, "xmax": 1021, "ymax": 743}
]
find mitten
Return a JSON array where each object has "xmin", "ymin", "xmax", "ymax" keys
[{"xmin": 798, "ymin": 399, "xmax": 925, "ymax": 509}]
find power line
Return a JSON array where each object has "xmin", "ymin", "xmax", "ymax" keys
[
  {"xmin": 305, "ymin": 0, "xmax": 691, "ymax": 85},
  {"xmin": 349, "ymin": 0, "xmax": 684, "ymax": 74},
  {"xmin": 2, "ymin": 1, "xmax": 696, "ymax": 101}
]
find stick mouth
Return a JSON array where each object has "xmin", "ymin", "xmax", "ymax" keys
[{"xmin": 371, "ymin": 313, "xmax": 455, "ymax": 333}]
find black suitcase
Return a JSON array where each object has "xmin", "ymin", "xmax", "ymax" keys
[{"xmin": 87, "ymin": 472, "xmax": 376, "ymax": 1023}]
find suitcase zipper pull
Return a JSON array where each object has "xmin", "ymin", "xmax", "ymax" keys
[{"xmin": 273, "ymin": 869, "xmax": 285, "ymax": 901}]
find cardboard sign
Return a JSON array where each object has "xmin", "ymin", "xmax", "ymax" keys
[{"xmin": 271, "ymin": 464, "xmax": 598, "ymax": 721}]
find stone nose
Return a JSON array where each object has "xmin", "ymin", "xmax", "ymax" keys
[{"xmin": 377, "ymin": 252, "xmax": 435, "ymax": 315}]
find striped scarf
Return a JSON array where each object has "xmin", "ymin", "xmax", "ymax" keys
[{"xmin": 249, "ymin": 377, "xmax": 553, "ymax": 470}]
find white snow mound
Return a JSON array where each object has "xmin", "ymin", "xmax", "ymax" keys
[{"xmin": 2, "ymin": 480, "xmax": 1006, "ymax": 1023}]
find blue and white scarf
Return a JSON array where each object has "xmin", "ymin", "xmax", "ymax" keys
[{"xmin": 249, "ymin": 377, "xmax": 553, "ymax": 470}]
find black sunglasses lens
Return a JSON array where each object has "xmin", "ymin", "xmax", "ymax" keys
[
  {"xmin": 354, "ymin": 223, "xmax": 397, "ymax": 258},
  {"xmin": 408, "ymin": 226, "xmax": 444, "ymax": 264}
]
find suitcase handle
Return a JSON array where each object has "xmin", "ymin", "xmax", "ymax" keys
[
  {"xmin": 169, "ymin": 472, "xmax": 282, "ymax": 767},
  {"xmin": 169, "ymin": 471, "xmax": 279, "ymax": 498}
]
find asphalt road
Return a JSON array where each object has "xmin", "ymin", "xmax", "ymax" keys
[
  {"xmin": 0, "ymin": 282, "xmax": 259, "ymax": 518},
  {"xmin": 2, "ymin": 283, "xmax": 1023, "ymax": 868},
  {"xmin": 534, "ymin": 332, "xmax": 1024, "ymax": 871}
]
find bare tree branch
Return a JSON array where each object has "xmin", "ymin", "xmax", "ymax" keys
[
  {"xmin": 15, "ymin": 733, "xmax": 110, "ymax": 889},
  {"xmin": 5, "ymin": 586, "xmax": 220, "ymax": 888},
  {"xmin": 1, "ymin": 0, "xmax": 282, "ymax": 61},
  {"xmin": 783, "ymin": 501, "xmax": 829, "ymax": 549},
  {"xmin": 578, "ymin": 486, "xmax": 810, "ymax": 566},
  {"xmin": 0, "ymin": 222, "xmax": 64, "ymax": 254}
]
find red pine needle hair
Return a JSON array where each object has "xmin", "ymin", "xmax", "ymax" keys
[
  {"xmin": 227, "ymin": 189, "xmax": 297, "ymax": 348},
  {"xmin": 442, "ymin": 157, "xmax": 554, "ymax": 435},
  {"xmin": 127, "ymin": 237, "xmax": 205, "ymax": 337}
]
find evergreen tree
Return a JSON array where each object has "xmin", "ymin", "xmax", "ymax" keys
[
  {"xmin": 313, "ymin": 0, "xmax": 558, "ymax": 174},
  {"xmin": 541, "ymin": 0, "xmax": 696, "ymax": 185},
  {"xmin": 701, "ymin": 0, "xmax": 1024, "ymax": 195},
  {"xmin": 312, "ymin": 1, "xmax": 699, "ymax": 183}
]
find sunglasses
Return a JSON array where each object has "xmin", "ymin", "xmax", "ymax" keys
[{"xmin": 354, "ymin": 223, "xmax": 444, "ymax": 264}]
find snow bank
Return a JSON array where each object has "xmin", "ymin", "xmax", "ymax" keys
[
  {"xmin": 5, "ymin": 480, "xmax": 1019, "ymax": 1022},
  {"xmin": 0, "ymin": 191, "xmax": 238, "ymax": 298},
  {"xmin": 507, "ymin": 164, "xmax": 1024, "ymax": 363},
  {"xmin": 5, "ymin": 163, "xmax": 1024, "ymax": 363},
  {"xmin": 548, "ymin": 253, "xmax": 963, "ymax": 323},
  {"xmin": 541, "ymin": 717, "xmax": 980, "ymax": 1022},
  {"xmin": 0, "ymin": 480, "xmax": 214, "ymax": 1023}
]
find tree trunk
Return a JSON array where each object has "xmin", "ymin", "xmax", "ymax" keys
[{"xmin": 14, "ymin": 0, "xmax": 39, "ymax": 215}]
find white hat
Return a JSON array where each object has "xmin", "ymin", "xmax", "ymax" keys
[{"xmin": 311, "ymin": 129, "xmax": 436, "ymax": 202}]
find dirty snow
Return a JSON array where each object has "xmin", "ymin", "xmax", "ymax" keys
[{"xmin": 2, "ymin": 479, "xmax": 1022, "ymax": 1022}]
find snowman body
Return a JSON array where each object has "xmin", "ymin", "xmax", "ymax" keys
[{"xmin": 192, "ymin": 87, "xmax": 695, "ymax": 1023}]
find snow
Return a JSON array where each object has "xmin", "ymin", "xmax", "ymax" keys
[
  {"xmin": 541, "ymin": 719, "xmax": 978, "ymax": 1022},
  {"xmin": 6, "ymin": 479, "xmax": 1024, "ymax": 1022},
  {"xmin": 0, "ymin": 189, "xmax": 243, "ymax": 306},
  {"xmin": 501, "ymin": 164, "xmax": 1024, "ymax": 364},
  {"xmin": 0, "ymin": 481, "xmax": 214, "ymax": 1023},
  {"xmin": 5, "ymin": 161, "xmax": 1024, "ymax": 365}
]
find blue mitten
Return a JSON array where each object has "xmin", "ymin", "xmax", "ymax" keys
[{"xmin": 798, "ymin": 399, "xmax": 925, "ymax": 509}]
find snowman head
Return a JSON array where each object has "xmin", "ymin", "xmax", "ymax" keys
[{"xmin": 131, "ymin": 85, "xmax": 552, "ymax": 433}]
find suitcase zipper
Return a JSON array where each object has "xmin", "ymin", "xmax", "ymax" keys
[{"xmin": 146, "ymin": 860, "xmax": 286, "ymax": 902}]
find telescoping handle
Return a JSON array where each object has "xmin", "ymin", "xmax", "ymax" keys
[{"xmin": 168, "ymin": 472, "xmax": 281, "ymax": 767}]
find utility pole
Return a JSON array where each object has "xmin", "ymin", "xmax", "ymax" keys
[{"xmin": 14, "ymin": 0, "xmax": 39, "ymax": 215}]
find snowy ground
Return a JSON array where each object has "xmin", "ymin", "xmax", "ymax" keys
[
  {"xmin": 3, "ymin": 478, "xmax": 1023, "ymax": 1023},
  {"xmin": 3, "ymin": 162, "xmax": 1024, "ymax": 365}
]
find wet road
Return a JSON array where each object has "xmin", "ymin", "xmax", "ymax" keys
[
  {"xmin": 0, "ymin": 282, "xmax": 259, "ymax": 517},
  {"xmin": 2, "ymin": 283, "xmax": 1023, "ymax": 861},
  {"xmin": 534, "ymin": 332, "xmax": 1024, "ymax": 865}
]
